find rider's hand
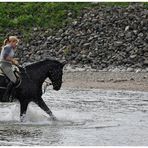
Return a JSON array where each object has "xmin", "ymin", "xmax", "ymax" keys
[
  {"xmin": 14, "ymin": 58, "xmax": 20, "ymax": 61},
  {"xmin": 12, "ymin": 59, "xmax": 19, "ymax": 65}
]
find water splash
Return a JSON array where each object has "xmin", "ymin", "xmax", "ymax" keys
[{"xmin": 0, "ymin": 89, "xmax": 148, "ymax": 145}]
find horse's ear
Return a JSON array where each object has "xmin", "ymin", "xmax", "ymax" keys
[{"xmin": 61, "ymin": 61, "xmax": 67, "ymax": 67}]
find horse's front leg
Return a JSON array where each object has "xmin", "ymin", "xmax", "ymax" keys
[
  {"xmin": 20, "ymin": 100, "xmax": 29, "ymax": 122},
  {"xmin": 34, "ymin": 97, "xmax": 57, "ymax": 120}
]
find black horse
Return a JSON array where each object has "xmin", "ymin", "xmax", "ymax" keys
[{"xmin": 0, "ymin": 59, "xmax": 65, "ymax": 122}]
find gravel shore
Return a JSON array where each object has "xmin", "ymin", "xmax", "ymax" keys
[{"xmin": 62, "ymin": 71, "xmax": 148, "ymax": 92}]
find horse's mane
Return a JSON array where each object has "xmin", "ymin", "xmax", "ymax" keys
[{"xmin": 25, "ymin": 59, "xmax": 62, "ymax": 70}]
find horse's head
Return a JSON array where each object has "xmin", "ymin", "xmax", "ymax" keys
[{"xmin": 48, "ymin": 61, "xmax": 66, "ymax": 91}]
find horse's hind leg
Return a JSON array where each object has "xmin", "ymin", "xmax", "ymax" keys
[
  {"xmin": 20, "ymin": 100, "xmax": 29, "ymax": 122},
  {"xmin": 34, "ymin": 97, "xmax": 56, "ymax": 120}
]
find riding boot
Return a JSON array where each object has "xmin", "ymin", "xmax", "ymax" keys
[{"xmin": 2, "ymin": 81, "xmax": 15, "ymax": 102}]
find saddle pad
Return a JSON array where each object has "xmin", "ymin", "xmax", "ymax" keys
[{"xmin": 0, "ymin": 68, "xmax": 5, "ymax": 76}]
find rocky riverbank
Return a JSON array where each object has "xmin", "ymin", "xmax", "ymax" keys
[{"xmin": 14, "ymin": 3, "xmax": 148, "ymax": 71}]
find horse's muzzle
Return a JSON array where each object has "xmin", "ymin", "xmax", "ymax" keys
[
  {"xmin": 53, "ymin": 82, "xmax": 62, "ymax": 91},
  {"xmin": 53, "ymin": 86, "xmax": 61, "ymax": 91}
]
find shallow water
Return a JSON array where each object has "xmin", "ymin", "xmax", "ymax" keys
[{"xmin": 0, "ymin": 88, "xmax": 148, "ymax": 146}]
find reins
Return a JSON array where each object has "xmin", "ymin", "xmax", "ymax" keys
[
  {"xmin": 23, "ymin": 66, "xmax": 32, "ymax": 80},
  {"xmin": 17, "ymin": 65, "xmax": 31, "ymax": 80},
  {"xmin": 17, "ymin": 65, "xmax": 52, "ymax": 93},
  {"xmin": 43, "ymin": 80, "xmax": 52, "ymax": 94}
]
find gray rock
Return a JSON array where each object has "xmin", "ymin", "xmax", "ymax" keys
[
  {"xmin": 112, "ymin": 68, "xmax": 121, "ymax": 72},
  {"xmin": 125, "ymin": 26, "xmax": 130, "ymax": 31},
  {"xmin": 138, "ymin": 33, "xmax": 144, "ymax": 37},
  {"xmin": 35, "ymin": 55, "xmax": 41, "ymax": 61},
  {"xmin": 143, "ymin": 47, "xmax": 148, "ymax": 52},
  {"xmin": 127, "ymin": 67, "xmax": 134, "ymax": 72},
  {"xmin": 33, "ymin": 27, "xmax": 38, "ymax": 31},
  {"xmin": 114, "ymin": 41, "xmax": 123, "ymax": 47},
  {"xmin": 135, "ymin": 68, "xmax": 142, "ymax": 73},
  {"xmin": 130, "ymin": 54, "xmax": 137, "ymax": 59},
  {"xmin": 83, "ymin": 43, "xmax": 91, "ymax": 47},
  {"xmin": 143, "ymin": 60, "xmax": 148, "ymax": 65},
  {"xmin": 125, "ymin": 32, "xmax": 132, "ymax": 38},
  {"xmin": 144, "ymin": 52, "xmax": 148, "ymax": 57},
  {"xmin": 145, "ymin": 68, "xmax": 148, "ymax": 72}
]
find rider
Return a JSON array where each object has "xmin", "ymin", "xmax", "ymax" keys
[{"xmin": 0, "ymin": 36, "xmax": 19, "ymax": 101}]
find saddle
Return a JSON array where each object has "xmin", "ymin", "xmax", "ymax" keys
[{"xmin": 0, "ymin": 65, "xmax": 21, "ymax": 87}]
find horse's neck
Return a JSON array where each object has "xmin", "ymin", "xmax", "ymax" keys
[{"xmin": 26, "ymin": 63, "xmax": 49, "ymax": 85}]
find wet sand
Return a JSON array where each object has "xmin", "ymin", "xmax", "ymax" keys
[{"xmin": 63, "ymin": 71, "xmax": 148, "ymax": 92}]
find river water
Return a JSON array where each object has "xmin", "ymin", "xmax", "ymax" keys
[{"xmin": 0, "ymin": 88, "xmax": 148, "ymax": 146}]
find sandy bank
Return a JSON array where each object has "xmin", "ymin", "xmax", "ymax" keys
[{"xmin": 62, "ymin": 71, "xmax": 148, "ymax": 92}]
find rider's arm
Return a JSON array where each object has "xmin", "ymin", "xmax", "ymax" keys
[
  {"xmin": 5, "ymin": 56, "xmax": 18, "ymax": 65},
  {"xmin": 3, "ymin": 47, "xmax": 18, "ymax": 65}
]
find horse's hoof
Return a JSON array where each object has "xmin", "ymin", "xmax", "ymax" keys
[
  {"xmin": 20, "ymin": 114, "xmax": 26, "ymax": 122},
  {"xmin": 51, "ymin": 115, "xmax": 57, "ymax": 121}
]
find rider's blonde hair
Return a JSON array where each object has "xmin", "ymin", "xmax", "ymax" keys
[{"xmin": 3, "ymin": 36, "xmax": 19, "ymax": 46}]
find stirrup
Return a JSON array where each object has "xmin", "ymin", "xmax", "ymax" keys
[{"xmin": 15, "ymin": 79, "xmax": 21, "ymax": 88}]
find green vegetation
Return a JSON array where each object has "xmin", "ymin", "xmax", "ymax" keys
[
  {"xmin": 0, "ymin": 3, "xmax": 93, "ymax": 30},
  {"xmin": 0, "ymin": 2, "xmax": 147, "ymax": 43},
  {"xmin": 0, "ymin": 2, "xmax": 147, "ymax": 31}
]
